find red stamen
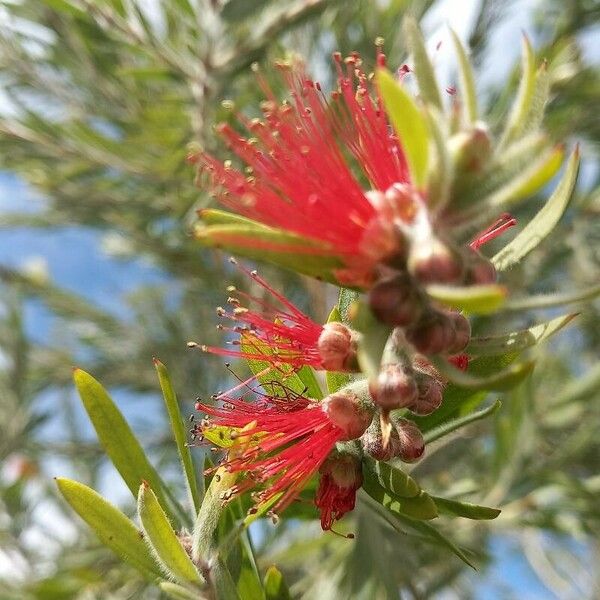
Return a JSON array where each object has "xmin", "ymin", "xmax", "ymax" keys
[{"xmin": 470, "ymin": 213, "xmax": 517, "ymax": 250}]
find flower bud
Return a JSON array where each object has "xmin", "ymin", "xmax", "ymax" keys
[
  {"xmin": 409, "ymin": 373, "xmax": 443, "ymax": 416},
  {"xmin": 406, "ymin": 310, "xmax": 456, "ymax": 355},
  {"xmin": 322, "ymin": 392, "xmax": 373, "ymax": 441},
  {"xmin": 465, "ymin": 248, "xmax": 497, "ymax": 284},
  {"xmin": 407, "ymin": 236, "xmax": 463, "ymax": 284},
  {"xmin": 449, "ymin": 122, "xmax": 492, "ymax": 173},
  {"xmin": 446, "ymin": 312, "xmax": 471, "ymax": 354},
  {"xmin": 316, "ymin": 451, "xmax": 363, "ymax": 531},
  {"xmin": 369, "ymin": 363, "xmax": 418, "ymax": 410},
  {"xmin": 394, "ymin": 418, "xmax": 425, "ymax": 463},
  {"xmin": 361, "ymin": 419, "xmax": 402, "ymax": 461},
  {"xmin": 317, "ymin": 322, "xmax": 357, "ymax": 372},
  {"xmin": 368, "ymin": 273, "xmax": 423, "ymax": 326}
]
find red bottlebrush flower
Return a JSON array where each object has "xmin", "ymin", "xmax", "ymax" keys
[
  {"xmin": 194, "ymin": 260, "xmax": 357, "ymax": 372},
  {"xmin": 191, "ymin": 52, "xmax": 415, "ymax": 287},
  {"xmin": 196, "ymin": 390, "xmax": 372, "ymax": 526},
  {"xmin": 315, "ymin": 452, "xmax": 363, "ymax": 531}
]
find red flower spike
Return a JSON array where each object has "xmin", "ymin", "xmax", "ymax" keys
[
  {"xmin": 196, "ymin": 390, "xmax": 372, "ymax": 525},
  {"xmin": 196, "ymin": 260, "xmax": 357, "ymax": 372},
  {"xmin": 315, "ymin": 452, "xmax": 363, "ymax": 531},
  {"xmin": 191, "ymin": 52, "xmax": 414, "ymax": 287}
]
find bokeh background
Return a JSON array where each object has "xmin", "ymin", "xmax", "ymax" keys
[{"xmin": 0, "ymin": 0, "xmax": 598, "ymax": 598}]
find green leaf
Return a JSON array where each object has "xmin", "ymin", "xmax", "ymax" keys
[
  {"xmin": 467, "ymin": 313, "xmax": 578, "ymax": 356},
  {"xmin": 485, "ymin": 144, "xmax": 565, "ymax": 208},
  {"xmin": 431, "ymin": 496, "xmax": 501, "ymax": 520},
  {"xmin": 194, "ymin": 219, "xmax": 342, "ymax": 283},
  {"xmin": 403, "ymin": 16, "xmax": 442, "ymax": 109},
  {"xmin": 73, "ymin": 369, "xmax": 177, "ymax": 523},
  {"xmin": 241, "ymin": 333, "xmax": 314, "ymax": 399},
  {"xmin": 350, "ymin": 301, "xmax": 392, "ymax": 380},
  {"xmin": 362, "ymin": 472, "xmax": 438, "ymax": 521},
  {"xmin": 376, "ymin": 68, "xmax": 430, "ymax": 188},
  {"xmin": 296, "ymin": 366, "xmax": 324, "ymax": 401},
  {"xmin": 431, "ymin": 356, "xmax": 535, "ymax": 391},
  {"xmin": 449, "ymin": 29, "xmax": 477, "ymax": 124},
  {"xmin": 493, "ymin": 147, "xmax": 580, "ymax": 270},
  {"xmin": 499, "ymin": 36, "xmax": 537, "ymax": 148},
  {"xmin": 362, "ymin": 457, "xmax": 421, "ymax": 498},
  {"xmin": 55, "ymin": 478, "xmax": 161, "ymax": 580},
  {"xmin": 159, "ymin": 582, "xmax": 201, "ymax": 600},
  {"xmin": 154, "ymin": 359, "xmax": 201, "ymax": 514},
  {"xmin": 426, "ymin": 284, "xmax": 507, "ymax": 314},
  {"xmin": 203, "ymin": 425, "xmax": 237, "ymax": 449},
  {"xmin": 364, "ymin": 493, "xmax": 476, "ymax": 569},
  {"xmin": 337, "ymin": 288, "xmax": 359, "ymax": 323},
  {"xmin": 263, "ymin": 565, "xmax": 291, "ymax": 600},
  {"xmin": 137, "ymin": 483, "xmax": 202, "ymax": 585},
  {"xmin": 325, "ymin": 306, "xmax": 351, "ymax": 394},
  {"xmin": 221, "ymin": 0, "xmax": 270, "ymax": 22},
  {"xmin": 522, "ymin": 60, "xmax": 551, "ymax": 136},
  {"xmin": 504, "ymin": 282, "xmax": 600, "ymax": 311},
  {"xmin": 424, "ymin": 400, "xmax": 502, "ymax": 443},
  {"xmin": 426, "ymin": 108, "xmax": 453, "ymax": 209}
]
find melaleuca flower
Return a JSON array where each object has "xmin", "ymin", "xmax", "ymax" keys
[
  {"xmin": 191, "ymin": 260, "xmax": 358, "ymax": 372},
  {"xmin": 315, "ymin": 451, "xmax": 363, "ymax": 532},
  {"xmin": 191, "ymin": 51, "xmax": 413, "ymax": 287},
  {"xmin": 195, "ymin": 390, "xmax": 373, "ymax": 527}
]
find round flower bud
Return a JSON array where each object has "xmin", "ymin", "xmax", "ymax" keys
[
  {"xmin": 361, "ymin": 420, "xmax": 402, "ymax": 461},
  {"xmin": 368, "ymin": 273, "xmax": 423, "ymax": 327},
  {"xmin": 465, "ymin": 248, "xmax": 497, "ymax": 284},
  {"xmin": 406, "ymin": 310, "xmax": 456, "ymax": 355},
  {"xmin": 394, "ymin": 418, "xmax": 425, "ymax": 463},
  {"xmin": 446, "ymin": 312, "xmax": 471, "ymax": 354},
  {"xmin": 409, "ymin": 373, "xmax": 443, "ymax": 416},
  {"xmin": 368, "ymin": 363, "xmax": 418, "ymax": 411},
  {"xmin": 322, "ymin": 392, "xmax": 373, "ymax": 441},
  {"xmin": 317, "ymin": 322, "xmax": 356, "ymax": 372},
  {"xmin": 407, "ymin": 236, "xmax": 464, "ymax": 284}
]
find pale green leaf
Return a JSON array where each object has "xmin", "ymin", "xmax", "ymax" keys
[
  {"xmin": 159, "ymin": 582, "xmax": 201, "ymax": 600},
  {"xmin": 493, "ymin": 148, "xmax": 580, "ymax": 270},
  {"xmin": 403, "ymin": 16, "xmax": 442, "ymax": 108},
  {"xmin": 500, "ymin": 36, "xmax": 537, "ymax": 148},
  {"xmin": 467, "ymin": 313, "xmax": 578, "ymax": 356},
  {"xmin": 504, "ymin": 282, "xmax": 600, "ymax": 311},
  {"xmin": 376, "ymin": 68, "xmax": 430, "ymax": 188},
  {"xmin": 432, "ymin": 496, "xmax": 501, "ymax": 520},
  {"xmin": 424, "ymin": 400, "xmax": 502, "ymax": 443},
  {"xmin": 154, "ymin": 359, "xmax": 201, "ymax": 514},
  {"xmin": 264, "ymin": 565, "xmax": 291, "ymax": 600},
  {"xmin": 73, "ymin": 369, "xmax": 177, "ymax": 523},
  {"xmin": 426, "ymin": 108, "xmax": 453, "ymax": 210},
  {"xmin": 362, "ymin": 457, "xmax": 421, "ymax": 498},
  {"xmin": 449, "ymin": 28, "xmax": 477, "ymax": 124},
  {"xmin": 426, "ymin": 284, "xmax": 507, "ymax": 314},
  {"xmin": 137, "ymin": 483, "xmax": 202, "ymax": 585},
  {"xmin": 56, "ymin": 478, "xmax": 161, "ymax": 580}
]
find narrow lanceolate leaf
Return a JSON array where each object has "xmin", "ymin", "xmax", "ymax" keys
[
  {"xmin": 426, "ymin": 284, "xmax": 507, "ymax": 314},
  {"xmin": 521, "ymin": 60, "xmax": 551, "ymax": 136},
  {"xmin": 467, "ymin": 313, "xmax": 578, "ymax": 356},
  {"xmin": 424, "ymin": 400, "xmax": 502, "ymax": 443},
  {"xmin": 376, "ymin": 68, "xmax": 430, "ymax": 188},
  {"xmin": 73, "ymin": 369, "xmax": 176, "ymax": 522},
  {"xmin": 504, "ymin": 282, "xmax": 600, "ymax": 311},
  {"xmin": 55, "ymin": 478, "xmax": 161, "ymax": 580},
  {"xmin": 194, "ymin": 220, "xmax": 342, "ymax": 284},
  {"xmin": 426, "ymin": 108, "xmax": 453, "ymax": 210},
  {"xmin": 484, "ymin": 144, "xmax": 564, "ymax": 208},
  {"xmin": 350, "ymin": 301, "xmax": 392, "ymax": 380},
  {"xmin": 362, "ymin": 472, "xmax": 438, "ymax": 521},
  {"xmin": 449, "ymin": 29, "xmax": 478, "ymax": 124},
  {"xmin": 154, "ymin": 359, "xmax": 201, "ymax": 514},
  {"xmin": 403, "ymin": 16, "xmax": 443, "ymax": 109},
  {"xmin": 493, "ymin": 147, "xmax": 580, "ymax": 271},
  {"xmin": 138, "ymin": 483, "xmax": 202, "ymax": 585},
  {"xmin": 363, "ymin": 457, "xmax": 421, "ymax": 498},
  {"xmin": 431, "ymin": 356, "xmax": 535, "ymax": 391},
  {"xmin": 264, "ymin": 565, "xmax": 292, "ymax": 600},
  {"xmin": 432, "ymin": 496, "xmax": 501, "ymax": 520},
  {"xmin": 499, "ymin": 36, "xmax": 537, "ymax": 148},
  {"xmin": 159, "ymin": 582, "xmax": 201, "ymax": 600}
]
